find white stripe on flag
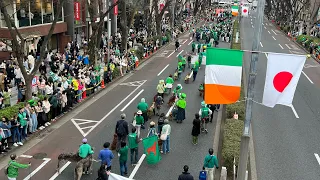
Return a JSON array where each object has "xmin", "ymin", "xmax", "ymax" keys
[{"xmin": 205, "ymin": 65, "xmax": 242, "ymax": 86}]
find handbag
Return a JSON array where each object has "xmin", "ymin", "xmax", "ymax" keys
[
  {"xmin": 160, "ymin": 127, "xmax": 168, "ymax": 140},
  {"xmin": 132, "ymin": 116, "xmax": 137, "ymax": 126},
  {"xmin": 203, "ymin": 156, "xmax": 214, "ymax": 170}
]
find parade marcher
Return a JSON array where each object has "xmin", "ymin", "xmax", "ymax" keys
[
  {"xmin": 175, "ymin": 40, "xmax": 180, "ymax": 51},
  {"xmin": 156, "ymin": 80, "xmax": 165, "ymax": 98},
  {"xmin": 161, "ymin": 119, "xmax": 171, "ymax": 154},
  {"xmin": 207, "ymin": 104, "xmax": 217, "ymax": 123},
  {"xmin": 6, "ymin": 154, "xmax": 30, "ymax": 180},
  {"xmin": 128, "ymin": 127, "xmax": 141, "ymax": 166},
  {"xmin": 192, "ymin": 113, "xmax": 201, "ymax": 145},
  {"xmin": 192, "ymin": 60, "xmax": 200, "ymax": 82},
  {"xmin": 187, "ymin": 54, "xmax": 192, "ymax": 69},
  {"xmin": 176, "ymin": 93, "xmax": 187, "ymax": 123},
  {"xmin": 191, "ymin": 42, "xmax": 196, "ymax": 53},
  {"xmin": 98, "ymin": 142, "xmax": 114, "ymax": 171},
  {"xmin": 137, "ymin": 98, "xmax": 148, "ymax": 127},
  {"xmin": 177, "ymin": 62, "xmax": 183, "ymax": 80},
  {"xmin": 115, "ymin": 114, "xmax": 129, "ymax": 152},
  {"xmin": 203, "ymin": 148, "xmax": 219, "ymax": 180},
  {"xmin": 199, "ymin": 101, "xmax": 212, "ymax": 133},
  {"xmin": 78, "ymin": 138, "xmax": 94, "ymax": 157},
  {"xmin": 147, "ymin": 121, "xmax": 157, "ymax": 137},
  {"xmin": 165, "ymin": 75, "xmax": 174, "ymax": 94},
  {"xmin": 173, "ymin": 84, "xmax": 183, "ymax": 98},
  {"xmin": 157, "ymin": 113, "xmax": 165, "ymax": 135},
  {"xmin": 134, "ymin": 110, "xmax": 144, "ymax": 137},
  {"xmin": 178, "ymin": 165, "xmax": 194, "ymax": 180},
  {"xmin": 119, "ymin": 142, "xmax": 128, "ymax": 176}
]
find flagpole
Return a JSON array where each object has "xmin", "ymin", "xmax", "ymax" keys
[{"xmin": 237, "ymin": 0, "xmax": 266, "ymax": 179}]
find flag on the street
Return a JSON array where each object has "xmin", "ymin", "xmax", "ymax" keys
[
  {"xmin": 204, "ymin": 48, "xmax": 243, "ymax": 104},
  {"xmin": 262, "ymin": 53, "xmax": 306, "ymax": 108},
  {"xmin": 109, "ymin": 173, "xmax": 134, "ymax": 180},
  {"xmin": 232, "ymin": 6, "xmax": 239, "ymax": 16},
  {"xmin": 242, "ymin": 6, "xmax": 249, "ymax": 17},
  {"xmin": 142, "ymin": 135, "xmax": 161, "ymax": 164}
]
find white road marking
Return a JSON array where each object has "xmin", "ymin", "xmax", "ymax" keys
[
  {"xmin": 264, "ymin": 53, "xmax": 268, "ymax": 58},
  {"xmin": 264, "ymin": 26, "xmax": 266, "ymax": 29},
  {"xmin": 176, "ymin": 50, "xmax": 184, "ymax": 57},
  {"xmin": 167, "ymin": 51, "xmax": 175, "ymax": 58},
  {"xmin": 272, "ymin": 36, "xmax": 276, "ymax": 40},
  {"xmin": 19, "ymin": 155, "xmax": 33, "ymax": 158},
  {"xmin": 302, "ymin": 71, "xmax": 314, "ymax": 84},
  {"xmin": 262, "ymin": 23, "xmax": 264, "ymax": 25},
  {"xmin": 24, "ymin": 158, "xmax": 51, "ymax": 180},
  {"xmin": 157, "ymin": 64, "xmax": 170, "ymax": 76},
  {"xmin": 166, "ymin": 105, "xmax": 175, "ymax": 117},
  {"xmin": 289, "ymin": 105, "xmax": 299, "ymax": 118},
  {"xmin": 285, "ymin": 44, "xmax": 291, "ymax": 49},
  {"xmin": 120, "ymin": 89, "xmax": 145, "ymax": 111},
  {"xmin": 182, "ymin": 39, "xmax": 188, "ymax": 44},
  {"xmin": 278, "ymin": 44, "xmax": 284, "ymax": 49},
  {"xmin": 188, "ymin": 41, "xmax": 193, "ymax": 45},
  {"xmin": 129, "ymin": 154, "xmax": 146, "ymax": 179},
  {"xmin": 251, "ymin": 21, "xmax": 253, "ymax": 25},
  {"xmin": 252, "ymin": 25, "xmax": 254, "ymax": 28},
  {"xmin": 314, "ymin": 153, "xmax": 320, "ymax": 165},
  {"xmin": 268, "ymin": 31, "xmax": 271, "ymax": 34},
  {"xmin": 271, "ymin": 29, "xmax": 277, "ymax": 35},
  {"xmin": 260, "ymin": 42, "xmax": 263, "ymax": 47},
  {"xmin": 71, "ymin": 119, "xmax": 100, "ymax": 137},
  {"xmin": 49, "ymin": 161, "xmax": 71, "ymax": 180}
]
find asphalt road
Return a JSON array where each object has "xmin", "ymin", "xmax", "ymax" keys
[
  {"xmin": 242, "ymin": 11, "xmax": 320, "ymax": 180},
  {"xmin": 0, "ymin": 21, "xmax": 230, "ymax": 180}
]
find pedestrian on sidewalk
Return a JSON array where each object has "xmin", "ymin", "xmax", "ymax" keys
[
  {"xmin": 118, "ymin": 142, "xmax": 128, "ymax": 176},
  {"xmin": 98, "ymin": 142, "xmax": 114, "ymax": 171},
  {"xmin": 192, "ymin": 113, "xmax": 201, "ymax": 145},
  {"xmin": 203, "ymin": 148, "xmax": 219, "ymax": 180},
  {"xmin": 6, "ymin": 154, "xmax": 30, "ymax": 180},
  {"xmin": 178, "ymin": 165, "xmax": 194, "ymax": 180},
  {"xmin": 115, "ymin": 113, "xmax": 129, "ymax": 152}
]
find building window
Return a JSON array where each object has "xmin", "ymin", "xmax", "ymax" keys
[
  {"xmin": 16, "ymin": 0, "xmax": 30, "ymax": 27},
  {"xmin": 0, "ymin": 0, "xmax": 15, "ymax": 28},
  {"xmin": 31, "ymin": 0, "xmax": 42, "ymax": 25},
  {"xmin": 53, "ymin": 0, "xmax": 62, "ymax": 21},
  {"xmin": 42, "ymin": 0, "xmax": 53, "ymax": 23}
]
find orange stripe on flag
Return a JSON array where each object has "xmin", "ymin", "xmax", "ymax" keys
[
  {"xmin": 204, "ymin": 84, "xmax": 241, "ymax": 104},
  {"xmin": 232, "ymin": 12, "xmax": 238, "ymax": 16}
]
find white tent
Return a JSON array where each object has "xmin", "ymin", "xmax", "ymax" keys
[{"xmin": 109, "ymin": 173, "xmax": 134, "ymax": 180}]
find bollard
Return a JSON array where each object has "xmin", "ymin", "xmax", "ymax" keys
[
  {"xmin": 101, "ymin": 80, "xmax": 105, "ymax": 89},
  {"xmin": 220, "ymin": 167, "xmax": 227, "ymax": 180},
  {"xmin": 82, "ymin": 90, "xmax": 87, "ymax": 99}
]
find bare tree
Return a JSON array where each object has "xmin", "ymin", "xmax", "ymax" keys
[
  {"xmin": 306, "ymin": 0, "xmax": 320, "ymax": 35},
  {"xmin": 0, "ymin": 0, "xmax": 66, "ymax": 100}
]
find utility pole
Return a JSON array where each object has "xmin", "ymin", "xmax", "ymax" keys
[
  {"xmin": 107, "ymin": 0, "xmax": 111, "ymax": 63},
  {"xmin": 172, "ymin": 0, "xmax": 176, "ymax": 39},
  {"xmin": 237, "ymin": 0, "xmax": 265, "ymax": 179}
]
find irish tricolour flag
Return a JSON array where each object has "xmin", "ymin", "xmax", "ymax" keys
[
  {"xmin": 205, "ymin": 48, "xmax": 243, "ymax": 104},
  {"xmin": 232, "ymin": 6, "xmax": 239, "ymax": 16}
]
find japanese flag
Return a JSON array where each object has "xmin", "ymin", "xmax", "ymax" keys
[
  {"xmin": 109, "ymin": 173, "xmax": 134, "ymax": 180},
  {"xmin": 242, "ymin": 6, "xmax": 249, "ymax": 17},
  {"xmin": 262, "ymin": 53, "xmax": 306, "ymax": 108}
]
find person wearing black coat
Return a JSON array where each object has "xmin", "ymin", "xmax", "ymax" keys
[
  {"xmin": 178, "ymin": 165, "xmax": 194, "ymax": 180},
  {"xmin": 192, "ymin": 113, "xmax": 201, "ymax": 145},
  {"xmin": 207, "ymin": 104, "xmax": 216, "ymax": 123}
]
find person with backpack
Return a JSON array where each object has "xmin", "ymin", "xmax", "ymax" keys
[
  {"xmin": 203, "ymin": 148, "xmax": 219, "ymax": 180},
  {"xmin": 115, "ymin": 113, "xmax": 129, "ymax": 152},
  {"xmin": 199, "ymin": 101, "xmax": 212, "ymax": 133},
  {"xmin": 6, "ymin": 154, "xmax": 30, "ymax": 180},
  {"xmin": 178, "ymin": 165, "xmax": 194, "ymax": 180}
]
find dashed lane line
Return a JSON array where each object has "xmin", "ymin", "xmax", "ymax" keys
[
  {"xmin": 278, "ymin": 44, "xmax": 284, "ymax": 49},
  {"xmin": 157, "ymin": 64, "xmax": 170, "ymax": 76}
]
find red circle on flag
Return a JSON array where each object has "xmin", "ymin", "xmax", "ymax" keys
[
  {"xmin": 243, "ymin": 9, "xmax": 247, "ymax": 13},
  {"xmin": 273, "ymin": 71, "xmax": 293, "ymax": 92}
]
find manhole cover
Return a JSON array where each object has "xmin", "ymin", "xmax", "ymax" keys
[{"xmin": 33, "ymin": 153, "xmax": 47, "ymax": 159}]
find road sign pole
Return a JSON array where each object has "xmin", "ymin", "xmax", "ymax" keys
[{"xmin": 237, "ymin": 0, "xmax": 266, "ymax": 179}]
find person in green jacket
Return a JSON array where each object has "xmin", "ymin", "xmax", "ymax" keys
[
  {"xmin": 173, "ymin": 84, "xmax": 182, "ymax": 98},
  {"xmin": 192, "ymin": 60, "xmax": 200, "ymax": 82},
  {"xmin": 203, "ymin": 148, "xmax": 219, "ymax": 180},
  {"xmin": 191, "ymin": 42, "xmax": 196, "ymax": 53},
  {"xmin": 199, "ymin": 52, "xmax": 203, "ymax": 65},
  {"xmin": 176, "ymin": 93, "xmax": 187, "ymax": 123},
  {"xmin": 177, "ymin": 62, "xmax": 183, "ymax": 80},
  {"xmin": 18, "ymin": 108, "xmax": 27, "ymax": 140},
  {"xmin": 78, "ymin": 138, "xmax": 94, "ymax": 160},
  {"xmin": 197, "ymin": 43, "xmax": 201, "ymax": 53},
  {"xmin": 165, "ymin": 75, "xmax": 174, "ymax": 94},
  {"xmin": 181, "ymin": 56, "xmax": 187, "ymax": 72},
  {"xmin": 137, "ymin": 98, "xmax": 148, "ymax": 127},
  {"xmin": 128, "ymin": 127, "xmax": 141, "ymax": 165},
  {"xmin": 119, "ymin": 142, "xmax": 129, "ymax": 176},
  {"xmin": 135, "ymin": 110, "xmax": 144, "ymax": 137},
  {"xmin": 7, "ymin": 154, "xmax": 30, "ymax": 180}
]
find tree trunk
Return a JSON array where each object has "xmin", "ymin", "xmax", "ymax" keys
[
  {"xmin": 156, "ymin": 16, "xmax": 162, "ymax": 36},
  {"xmin": 24, "ymin": 75, "xmax": 32, "ymax": 101},
  {"xmin": 119, "ymin": 0, "xmax": 128, "ymax": 53},
  {"xmin": 193, "ymin": 0, "xmax": 199, "ymax": 16}
]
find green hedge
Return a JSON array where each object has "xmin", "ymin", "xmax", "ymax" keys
[
  {"xmin": 0, "ymin": 103, "xmax": 25, "ymax": 119},
  {"xmin": 222, "ymin": 119, "xmax": 244, "ymax": 175}
]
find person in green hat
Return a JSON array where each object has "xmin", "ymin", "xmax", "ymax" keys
[
  {"xmin": 165, "ymin": 75, "xmax": 174, "ymax": 94},
  {"xmin": 173, "ymin": 84, "xmax": 183, "ymax": 98},
  {"xmin": 199, "ymin": 101, "xmax": 212, "ymax": 133},
  {"xmin": 175, "ymin": 93, "xmax": 186, "ymax": 123},
  {"xmin": 177, "ymin": 62, "xmax": 183, "ymax": 80},
  {"xmin": 181, "ymin": 56, "xmax": 187, "ymax": 72}
]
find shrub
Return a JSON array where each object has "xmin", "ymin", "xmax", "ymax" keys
[
  {"xmin": 0, "ymin": 103, "xmax": 25, "ymax": 119},
  {"xmin": 222, "ymin": 119, "xmax": 244, "ymax": 175},
  {"xmin": 134, "ymin": 45, "xmax": 145, "ymax": 60},
  {"xmin": 112, "ymin": 67, "xmax": 121, "ymax": 78}
]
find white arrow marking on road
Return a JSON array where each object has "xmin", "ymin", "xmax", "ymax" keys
[
  {"xmin": 49, "ymin": 161, "xmax": 71, "ymax": 180},
  {"xmin": 129, "ymin": 154, "xmax": 146, "ymax": 179},
  {"xmin": 176, "ymin": 50, "xmax": 184, "ymax": 57},
  {"xmin": 302, "ymin": 71, "xmax": 314, "ymax": 84},
  {"xmin": 19, "ymin": 155, "xmax": 33, "ymax": 158},
  {"xmin": 271, "ymin": 29, "xmax": 277, "ymax": 35},
  {"xmin": 167, "ymin": 51, "xmax": 175, "ymax": 58},
  {"xmin": 260, "ymin": 42, "xmax": 263, "ymax": 47},
  {"xmin": 278, "ymin": 44, "xmax": 284, "ymax": 49},
  {"xmin": 272, "ymin": 36, "xmax": 276, "ymax": 40},
  {"xmin": 71, "ymin": 119, "xmax": 99, "ymax": 137},
  {"xmin": 120, "ymin": 89, "xmax": 145, "ymax": 112},
  {"xmin": 285, "ymin": 44, "xmax": 291, "ymax": 49},
  {"xmin": 289, "ymin": 105, "xmax": 299, "ymax": 118},
  {"xmin": 24, "ymin": 158, "xmax": 51, "ymax": 180},
  {"xmin": 314, "ymin": 153, "xmax": 320, "ymax": 165},
  {"xmin": 158, "ymin": 64, "xmax": 170, "ymax": 76}
]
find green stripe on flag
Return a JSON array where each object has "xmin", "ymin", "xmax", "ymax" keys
[
  {"xmin": 206, "ymin": 48, "xmax": 243, "ymax": 66},
  {"xmin": 232, "ymin": 5, "xmax": 239, "ymax": 10}
]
